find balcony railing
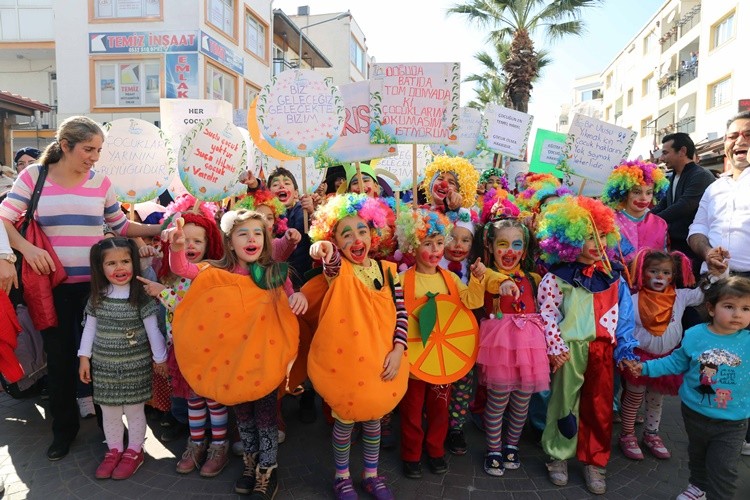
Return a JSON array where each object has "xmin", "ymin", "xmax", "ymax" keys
[
  {"xmin": 676, "ymin": 116, "xmax": 696, "ymax": 134},
  {"xmin": 678, "ymin": 63, "xmax": 698, "ymax": 87},
  {"xmin": 678, "ymin": 5, "xmax": 701, "ymax": 38},
  {"xmin": 273, "ymin": 58, "xmax": 297, "ymax": 75}
]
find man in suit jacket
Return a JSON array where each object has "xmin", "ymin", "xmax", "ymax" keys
[{"xmin": 651, "ymin": 132, "xmax": 715, "ymax": 277}]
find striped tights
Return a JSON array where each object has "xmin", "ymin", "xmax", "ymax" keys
[
  {"xmin": 187, "ymin": 396, "xmax": 228, "ymax": 443},
  {"xmin": 333, "ymin": 418, "xmax": 381, "ymax": 479},
  {"xmin": 485, "ymin": 389, "xmax": 531, "ymax": 452}
]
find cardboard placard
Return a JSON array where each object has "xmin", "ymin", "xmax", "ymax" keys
[
  {"xmin": 97, "ymin": 118, "xmax": 172, "ymax": 203},
  {"xmin": 317, "ymin": 81, "xmax": 395, "ymax": 167},
  {"xmin": 529, "ymin": 128, "xmax": 566, "ymax": 177},
  {"xmin": 370, "ymin": 145, "xmax": 433, "ymax": 192},
  {"xmin": 559, "ymin": 114, "xmax": 636, "ymax": 185},
  {"xmin": 369, "ymin": 62, "xmax": 460, "ymax": 145},
  {"xmin": 256, "ymin": 69, "xmax": 345, "ymax": 158},
  {"xmin": 431, "ymin": 106, "xmax": 484, "ymax": 159},
  {"xmin": 479, "ymin": 104, "xmax": 534, "ymax": 160},
  {"xmin": 178, "ymin": 118, "xmax": 246, "ymax": 201}
]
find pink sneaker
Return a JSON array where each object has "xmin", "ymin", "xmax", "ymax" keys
[
  {"xmin": 95, "ymin": 449, "xmax": 122, "ymax": 479},
  {"xmin": 643, "ymin": 433, "xmax": 671, "ymax": 459},
  {"xmin": 111, "ymin": 448, "xmax": 144, "ymax": 480},
  {"xmin": 618, "ymin": 434, "xmax": 644, "ymax": 460}
]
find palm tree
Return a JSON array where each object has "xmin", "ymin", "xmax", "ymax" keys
[
  {"xmin": 448, "ymin": 0, "xmax": 602, "ymax": 112},
  {"xmin": 465, "ymin": 41, "xmax": 550, "ymax": 110}
]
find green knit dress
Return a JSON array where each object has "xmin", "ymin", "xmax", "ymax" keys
[{"xmin": 86, "ymin": 296, "xmax": 159, "ymax": 406}]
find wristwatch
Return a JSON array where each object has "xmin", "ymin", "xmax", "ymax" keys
[{"xmin": 0, "ymin": 253, "xmax": 17, "ymax": 264}]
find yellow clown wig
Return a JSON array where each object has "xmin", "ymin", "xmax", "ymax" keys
[{"xmin": 421, "ymin": 156, "xmax": 480, "ymax": 209}]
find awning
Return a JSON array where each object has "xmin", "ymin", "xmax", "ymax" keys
[
  {"xmin": 273, "ymin": 9, "xmax": 333, "ymax": 69},
  {"xmin": 0, "ymin": 90, "xmax": 51, "ymax": 116}
]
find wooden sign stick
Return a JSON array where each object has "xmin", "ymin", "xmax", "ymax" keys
[
  {"xmin": 412, "ymin": 143, "xmax": 418, "ymax": 208},
  {"xmin": 191, "ymin": 199, "xmax": 201, "ymax": 214},
  {"xmin": 577, "ymin": 178, "xmax": 588, "ymax": 197},
  {"xmin": 301, "ymin": 156, "xmax": 309, "ymax": 232},
  {"xmin": 128, "ymin": 204, "xmax": 135, "ymax": 221}
]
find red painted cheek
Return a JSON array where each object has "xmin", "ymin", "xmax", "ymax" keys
[{"xmin": 419, "ymin": 250, "xmax": 432, "ymax": 262}]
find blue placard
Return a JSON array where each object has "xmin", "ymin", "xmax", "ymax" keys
[
  {"xmin": 89, "ymin": 31, "xmax": 198, "ymax": 54},
  {"xmin": 199, "ymin": 31, "xmax": 244, "ymax": 74}
]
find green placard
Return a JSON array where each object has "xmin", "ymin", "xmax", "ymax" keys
[{"xmin": 529, "ymin": 128, "xmax": 566, "ymax": 178}]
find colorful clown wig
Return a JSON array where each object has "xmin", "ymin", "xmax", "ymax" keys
[
  {"xmin": 235, "ymin": 189, "xmax": 288, "ymax": 234},
  {"xmin": 535, "ymin": 196, "xmax": 620, "ymax": 264},
  {"xmin": 479, "ymin": 168, "xmax": 508, "ymax": 189},
  {"xmin": 422, "ymin": 156, "xmax": 480, "ymax": 209},
  {"xmin": 517, "ymin": 183, "xmax": 574, "ymax": 213},
  {"xmin": 601, "ymin": 159, "xmax": 669, "ymax": 208},
  {"xmin": 480, "ymin": 188, "xmax": 515, "ymax": 224},
  {"xmin": 395, "ymin": 208, "xmax": 453, "ymax": 256},
  {"xmin": 309, "ymin": 193, "xmax": 392, "ymax": 253},
  {"xmin": 160, "ymin": 193, "xmax": 220, "ymax": 228},
  {"xmin": 157, "ymin": 211, "xmax": 224, "ymax": 281}
]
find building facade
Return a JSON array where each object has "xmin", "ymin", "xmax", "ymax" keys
[
  {"xmin": 599, "ymin": 0, "xmax": 748, "ymax": 161},
  {"xmin": 556, "ymin": 73, "xmax": 603, "ymax": 134}
]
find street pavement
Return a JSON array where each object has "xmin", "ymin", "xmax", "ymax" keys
[{"xmin": 1, "ymin": 390, "xmax": 749, "ymax": 499}]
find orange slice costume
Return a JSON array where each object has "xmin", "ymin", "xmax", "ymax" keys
[
  {"xmin": 308, "ymin": 259, "xmax": 409, "ymax": 422},
  {"xmin": 402, "ymin": 267, "xmax": 479, "ymax": 384},
  {"xmin": 172, "ymin": 265, "xmax": 299, "ymax": 406}
]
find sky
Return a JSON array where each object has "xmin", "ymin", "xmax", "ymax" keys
[{"xmin": 273, "ymin": 0, "xmax": 664, "ymax": 131}]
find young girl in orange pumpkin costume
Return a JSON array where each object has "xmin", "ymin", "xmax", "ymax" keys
[
  {"xmin": 166, "ymin": 209, "xmax": 307, "ymax": 499},
  {"xmin": 308, "ymin": 193, "xmax": 409, "ymax": 500},
  {"xmin": 395, "ymin": 207, "xmax": 486, "ymax": 479}
]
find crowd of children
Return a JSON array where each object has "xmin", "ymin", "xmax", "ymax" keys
[{"xmin": 69, "ymin": 156, "xmax": 748, "ymax": 500}]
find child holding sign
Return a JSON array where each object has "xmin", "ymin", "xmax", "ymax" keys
[
  {"xmin": 395, "ymin": 208, "xmax": 485, "ymax": 479},
  {"xmin": 535, "ymin": 196, "xmax": 638, "ymax": 495}
]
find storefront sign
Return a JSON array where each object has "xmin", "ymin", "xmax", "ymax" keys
[
  {"xmin": 200, "ymin": 31, "xmax": 243, "ymax": 74},
  {"xmin": 89, "ymin": 30, "xmax": 198, "ymax": 54}
]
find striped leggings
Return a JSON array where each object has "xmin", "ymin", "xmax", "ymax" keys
[
  {"xmin": 485, "ymin": 389, "xmax": 532, "ymax": 452},
  {"xmin": 333, "ymin": 418, "xmax": 381, "ymax": 479}
]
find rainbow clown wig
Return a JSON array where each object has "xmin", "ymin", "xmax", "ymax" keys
[
  {"xmin": 309, "ymin": 193, "xmax": 392, "ymax": 253},
  {"xmin": 536, "ymin": 196, "xmax": 620, "ymax": 264},
  {"xmin": 235, "ymin": 189, "xmax": 288, "ymax": 233},
  {"xmin": 422, "ymin": 156, "xmax": 480, "ymax": 209},
  {"xmin": 395, "ymin": 208, "xmax": 452, "ymax": 256},
  {"xmin": 601, "ymin": 159, "xmax": 669, "ymax": 208}
]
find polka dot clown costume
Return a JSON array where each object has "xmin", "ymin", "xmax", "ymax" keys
[
  {"xmin": 601, "ymin": 160, "xmax": 669, "ymax": 264},
  {"xmin": 535, "ymin": 196, "xmax": 638, "ymax": 493}
]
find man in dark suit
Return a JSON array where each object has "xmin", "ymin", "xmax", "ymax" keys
[{"xmin": 651, "ymin": 132, "xmax": 715, "ymax": 277}]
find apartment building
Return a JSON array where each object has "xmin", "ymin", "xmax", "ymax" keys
[{"xmin": 556, "ymin": 73, "xmax": 604, "ymax": 134}]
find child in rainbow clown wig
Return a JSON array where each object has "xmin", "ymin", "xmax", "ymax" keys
[
  {"xmin": 235, "ymin": 189, "xmax": 301, "ymax": 263},
  {"xmin": 535, "ymin": 196, "xmax": 639, "ymax": 495},
  {"xmin": 601, "ymin": 160, "xmax": 669, "ymax": 265}
]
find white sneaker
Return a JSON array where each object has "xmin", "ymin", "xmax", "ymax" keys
[
  {"xmin": 741, "ymin": 441, "xmax": 750, "ymax": 456},
  {"xmin": 77, "ymin": 396, "xmax": 95, "ymax": 419},
  {"xmin": 546, "ymin": 459, "xmax": 568, "ymax": 486},
  {"xmin": 676, "ymin": 484, "xmax": 706, "ymax": 500}
]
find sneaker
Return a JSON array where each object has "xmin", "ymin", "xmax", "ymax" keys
[
  {"xmin": 380, "ymin": 412, "xmax": 396, "ymax": 450},
  {"xmin": 77, "ymin": 396, "xmax": 95, "ymax": 419},
  {"xmin": 278, "ymin": 429, "xmax": 286, "ymax": 444},
  {"xmin": 402, "ymin": 461, "xmax": 422, "ymax": 479},
  {"xmin": 176, "ymin": 439, "xmax": 207, "ymax": 474},
  {"xmin": 200, "ymin": 441, "xmax": 229, "ymax": 477},
  {"xmin": 445, "ymin": 429, "xmax": 467, "ymax": 456},
  {"xmin": 741, "ymin": 441, "xmax": 750, "ymax": 457},
  {"xmin": 619, "ymin": 434, "xmax": 644, "ymax": 460},
  {"xmin": 333, "ymin": 477, "xmax": 357, "ymax": 500},
  {"xmin": 111, "ymin": 448, "xmax": 144, "ymax": 480},
  {"xmin": 361, "ymin": 476, "xmax": 394, "ymax": 500},
  {"xmin": 676, "ymin": 484, "xmax": 706, "ymax": 500},
  {"xmin": 546, "ymin": 459, "xmax": 568, "ymax": 486},
  {"xmin": 502, "ymin": 445, "xmax": 520, "ymax": 469},
  {"xmin": 232, "ymin": 440, "xmax": 244, "ymax": 456},
  {"xmin": 249, "ymin": 464, "xmax": 278, "ymax": 500},
  {"xmin": 483, "ymin": 452, "xmax": 504, "ymax": 477},
  {"xmin": 427, "ymin": 455, "xmax": 448, "ymax": 474},
  {"xmin": 642, "ymin": 432, "xmax": 671, "ymax": 459},
  {"xmin": 583, "ymin": 464, "xmax": 607, "ymax": 495},
  {"xmin": 234, "ymin": 452, "xmax": 257, "ymax": 495},
  {"xmin": 95, "ymin": 449, "xmax": 122, "ymax": 479}
]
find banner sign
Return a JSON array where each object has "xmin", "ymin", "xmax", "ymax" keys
[
  {"xmin": 200, "ymin": 31, "xmax": 243, "ymax": 74},
  {"xmin": 369, "ymin": 62, "xmax": 460, "ymax": 145},
  {"xmin": 479, "ymin": 104, "xmax": 533, "ymax": 160},
  {"xmin": 166, "ymin": 53, "xmax": 199, "ymax": 99},
  {"xmin": 89, "ymin": 31, "xmax": 198, "ymax": 54},
  {"xmin": 529, "ymin": 128, "xmax": 566, "ymax": 177}
]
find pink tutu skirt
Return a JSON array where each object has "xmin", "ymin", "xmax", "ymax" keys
[
  {"xmin": 477, "ymin": 313, "xmax": 550, "ymax": 393},
  {"xmin": 621, "ymin": 347, "xmax": 683, "ymax": 395}
]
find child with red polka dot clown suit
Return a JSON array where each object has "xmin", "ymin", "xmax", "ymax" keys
[
  {"xmin": 535, "ymin": 196, "xmax": 639, "ymax": 496},
  {"xmin": 307, "ymin": 193, "xmax": 410, "ymax": 500},
  {"xmin": 421, "ymin": 156, "xmax": 480, "ymax": 214},
  {"xmin": 234, "ymin": 189, "xmax": 302, "ymax": 262},
  {"xmin": 395, "ymin": 207, "xmax": 486, "ymax": 480}
]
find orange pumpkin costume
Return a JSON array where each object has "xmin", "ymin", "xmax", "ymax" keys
[
  {"xmin": 308, "ymin": 259, "xmax": 409, "ymax": 422},
  {"xmin": 172, "ymin": 265, "xmax": 299, "ymax": 406}
]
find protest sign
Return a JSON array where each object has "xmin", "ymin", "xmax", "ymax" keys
[
  {"xmin": 479, "ymin": 104, "xmax": 533, "ymax": 160},
  {"xmin": 178, "ymin": 118, "xmax": 246, "ymax": 202},
  {"xmin": 371, "ymin": 145, "xmax": 433, "ymax": 192},
  {"xmin": 529, "ymin": 128, "xmax": 566, "ymax": 177},
  {"xmin": 369, "ymin": 62, "xmax": 460, "ymax": 145},
  {"xmin": 431, "ymin": 107, "xmax": 484, "ymax": 158},
  {"xmin": 98, "ymin": 118, "xmax": 172, "ymax": 203}
]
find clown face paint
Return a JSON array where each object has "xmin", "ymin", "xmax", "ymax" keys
[
  {"xmin": 255, "ymin": 204, "xmax": 276, "ymax": 230},
  {"xmin": 431, "ymin": 171, "xmax": 458, "ymax": 203},
  {"xmin": 333, "ymin": 215, "xmax": 371, "ymax": 265},
  {"xmin": 577, "ymin": 231, "xmax": 608, "ymax": 265},
  {"xmin": 102, "ymin": 247, "xmax": 134, "ymax": 286},
  {"xmin": 624, "ymin": 185, "xmax": 654, "ymax": 219},
  {"xmin": 444, "ymin": 226, "xmax": 473, "ymax": 263},
  {"xmin": 415, "ymin": 234, "xmax": 445, "ymax": 274},
  {"xmin": 349, "ymin": 174, "xmax": 379, "ymax": 198},
  {"xmin": 643, "ymin": 259, "xmax": 673, "ymax": 292},
  {"xmin": 269, "ymin": 175, "xmax": 298, "ymax": 208},
  {"xmin": 231, "ymin": 219, "xmax": 266, "ymax": 264},
  {"xmin": 492, "ymin": 226, "xmax": 525, "ymax": 272},
  {"xmin": 183, "ymin": 223, "xmax": 208, "ymax": 263},
  {"xmin": 483, "ymin": 175, "xmax": 502, "ymax": 192}
]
